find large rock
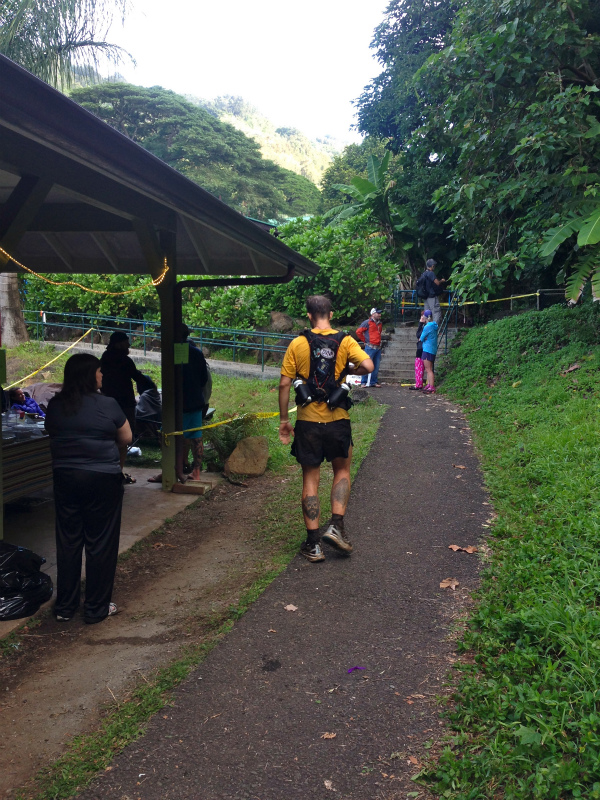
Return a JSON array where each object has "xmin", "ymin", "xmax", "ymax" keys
[
  {"xmin": 224, "ymin": 436, "xmax": 269, "ymax": 477},
  {"xmin": 269, "ymin": 311, "xmax": 294, "ymax": 333}
]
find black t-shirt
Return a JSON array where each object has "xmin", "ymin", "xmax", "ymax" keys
[
  {"xmin": 46, "ymin": 393, "xmax": 126, "ymax": 473},
  {"xmin": 423, "ymin": 271, "xmax": 441, "ymax": 298},
  {"xmin": 182, "ymin": 341, "xmax": 209, "ymax": 412},
  {"xmin": 100, "ymin": 349, "xmax": 146, "ymax": 410}
]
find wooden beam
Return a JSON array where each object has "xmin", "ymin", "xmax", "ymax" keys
[
  {"xmin": 0, "ymin": 174, "xmax": 53, "ymax": 266},
  {"xmin": 0, "ymin": 129, "xmax": 176, "ymax": 231},
  {"xmin": 179, "ymin": 215, "xmax": 211, "ymax": 273},
  {"xmin": 90, "ymin": 233, "xmax": 119, "ymax": 272},
  {"xmin": 133, "ymin": 219, "xmax": 165, "ymax": 282},
  {"xmin": 41, "ymin": 233, "xmax": 73, "ymax": 270}
]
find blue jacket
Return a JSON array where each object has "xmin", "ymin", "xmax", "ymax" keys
[{"xmin": 420, "ymin": 321, "xmax": 438, "ymax": 355}]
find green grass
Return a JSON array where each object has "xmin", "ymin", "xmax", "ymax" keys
[
  {"xmin": 425, "ymin": 303, "xmax": 600, "ymax": 799},
  {"xmin": 13, "ymin": 394, "xmax": 387, "ymax": 800}
]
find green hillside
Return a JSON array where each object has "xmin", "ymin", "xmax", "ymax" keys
[
  {"xmin": 431, "ymin": 303, "xmax": 600, "ymax": 799},
  {"xmin": 194, "ymin": 95, "xmax": 347, "ymax": 186}
]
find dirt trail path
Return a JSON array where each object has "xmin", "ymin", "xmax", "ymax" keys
[
  {"xmin": 75, "ymin": 387, "xmax": 488, "ymax": 800},
  {"xmin": 0, "ymin": 477, "xmax": 281, "ymax": 796}
]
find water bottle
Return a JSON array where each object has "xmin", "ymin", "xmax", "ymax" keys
[
  {"xmin": 293, "ymin": 379, "xmax": 312, "ymax": 407},
  {"xmin": 327, "ymin": 382, "xmax": 350, "ymax": 409}
]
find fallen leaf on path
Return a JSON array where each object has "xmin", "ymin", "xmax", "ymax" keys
[
  {"xmin": 410, "ymin": 694, "xmax": 426, "ymax": 698},
  {"xmin": 452, "ymin": 464, "xmax": 466, "ymax": 469},
  {"xmin": 464, "ymin": 546, "xmax": 478, "ymax": 553},
  {"xmin": 561, "ymin": 363, "xmax": 580, "ymax": 375},
  {"xmin": 321, "ymin": 732, "xmax": 337, "ymax": 739},
  {"xmin": 268, "ymin": 629, "xmax": 277, "ymax": 633},
  {"xmin": 408, "ymin": 756, "xmax": 420, "ymax": 765},
  {"xmin": 448, "ymin": 545, "xmax": 478, "ymax": 554},
  {"xmin": 448, "ymin": 545, "xmax": 462, "ymax": 551},
  {"xmin": 440, "ymin": 578, "xmax": 460, "ymax": 590},
  {"xmin": 324, "ymin": 779, "xmax": 335, "ymax": 790},
  {"xmin": 405, "ymin": 700, "xmax": 414, "ymax": 705},
  {"xmin": 284, "ymin": 604, "xmax": 298, "ymax": 612}
]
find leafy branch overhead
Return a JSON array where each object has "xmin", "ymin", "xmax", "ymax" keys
[{"xmin": 355, "ymin": 0, "xmax": 600, "ymax": 303}]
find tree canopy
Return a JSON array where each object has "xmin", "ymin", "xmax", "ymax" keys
[
  {"xmin": 354, "ymin": 0, "xmax": 600, "ymax": 302},
  {"xmin": 71, "ymin": 83, "xmax": 321, "ymax": 220}
]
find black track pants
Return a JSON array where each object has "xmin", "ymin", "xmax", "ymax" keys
[{"xmin": 53, "ymin": 468, "xmax": 124, "ymax": 623}]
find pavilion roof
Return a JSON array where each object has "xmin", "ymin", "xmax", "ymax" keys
[{"xmin": 0, "ymin": 55, "xmax": 319, "ymax": 279}]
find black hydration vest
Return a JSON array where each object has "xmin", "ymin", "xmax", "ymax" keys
[{"xmin": 296, "ymin": 329, "xmax": 352, "ymax": 411}]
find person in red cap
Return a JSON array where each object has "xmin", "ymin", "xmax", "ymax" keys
[{"xmin": 356, "ymin": 308, "xmax": 383, "ymax": 387}]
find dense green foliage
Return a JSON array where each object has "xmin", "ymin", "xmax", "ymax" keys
[
  {"xmin": 356, "ymin": 0, "xmax": 458, "ymax": 148},
  {"xmin": 421, "ymin": 0, "xmax": 600, "ymax": 302},
  {"xmin": 319, "ymin": 137, "xmax": 391, "ymax": 211},
  {"xmin": 430, "ymin": 304, "xmax": 600, "ymax": 797},
  {"xmin": 254, "ymin": 213, "xmax": 398, "ymax": 322},
  {"xmin": 71, "ymin": 84, "xmax": 321, "ymax": 220},
  {"xmin": 354, "ymin": 0, "xmax": 600, "ymax": 301},
  {"xmin": 0, "ymin": 0, "xmax": 129, "ymax": 88}
]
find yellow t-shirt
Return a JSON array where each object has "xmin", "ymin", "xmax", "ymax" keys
[{"xmin": 281, "ymin": 328, "xmax": 368, "ymax": 423}]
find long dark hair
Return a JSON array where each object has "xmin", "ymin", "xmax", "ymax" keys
[{"xmin": 50, "ymin": 353, "xmax": 100, "ymax": 415}]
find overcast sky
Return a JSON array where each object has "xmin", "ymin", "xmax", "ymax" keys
[{"xmin": 105, "ymin": 0, "xmax": 390, "ymax": 143}]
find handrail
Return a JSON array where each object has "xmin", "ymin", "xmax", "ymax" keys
[
  {"xmin": 437, "ymin": 292, "xmax": 461, "ymax": 354},
  {"xmin": 23, "ymin": 309, "xmax": 296, "ymax": 371}
]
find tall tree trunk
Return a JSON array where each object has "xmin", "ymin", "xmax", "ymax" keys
[{"xmin": 0, "ymin": 273, "xmax": 28, "ymax": 346}]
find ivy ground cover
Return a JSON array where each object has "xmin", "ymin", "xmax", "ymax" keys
[{"xmin": 429, "ymin": 304, "xmax": 600, "ymax": 799}]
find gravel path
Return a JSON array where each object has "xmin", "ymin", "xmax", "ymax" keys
[{"xmin": 78, "ymin": 386, "xmax": 487, "ymax": 800}]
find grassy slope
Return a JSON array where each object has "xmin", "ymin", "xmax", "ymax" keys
[{"xmin": 429, "ymin": 304, "xmax": 600, "ymax": 799}]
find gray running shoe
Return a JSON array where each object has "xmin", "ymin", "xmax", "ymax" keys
[
  {"xmin": 300, "ymin": 541, "xmax": 325, "ymax": 562},
  {"xmin": 322, "ymin": 523, "xmax": 353, "ymax": 554}
]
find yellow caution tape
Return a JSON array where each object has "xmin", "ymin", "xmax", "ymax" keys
[
  {"xmin": 163, "ymin": 407, "xmax": 298, "ymax": 445},
  {"xmin": 0, "ymin": 246, "xmax": 169, "ymax": 294},
  {"xmin": 432, "ymin": 291, "xmax": 539, "ymax": 308},
  {"xmin": 5, "ymin": 328, "xmax": 94, "ymax": 389}
]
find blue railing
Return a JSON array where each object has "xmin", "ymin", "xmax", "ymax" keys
[{"xmin": 24, "ymin": 310, "xmax": 295, "ymax": 371}]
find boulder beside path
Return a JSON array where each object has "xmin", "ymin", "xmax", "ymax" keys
[{"xmin": 224, "ymin": 435, "xmax": 269, "ymax": 477}]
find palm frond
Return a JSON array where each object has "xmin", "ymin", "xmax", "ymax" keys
[{"xmin": 565, "ymin": 247, "xmax": 600, "ymax": 303}]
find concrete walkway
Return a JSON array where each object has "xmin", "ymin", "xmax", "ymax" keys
[
  {"xmin": 0, "ymin": 468, "xmax": 223, "ymax": 639},
  {"xmin": 77, "ymin": 387, "xmax": 487, "ymax": 800}
]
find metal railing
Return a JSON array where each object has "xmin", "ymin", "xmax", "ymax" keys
[{"xmin": 24, "ymin": 310, "xmax": 296, "ymax": 371}]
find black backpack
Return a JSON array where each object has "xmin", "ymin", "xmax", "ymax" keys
[
  {"xmin": 416, "ymin": 271, "xmax": 430, "ymax": 299},
  {"xmin": 298, "ymin": 329, "xmax": 352, "ymax": 410}
]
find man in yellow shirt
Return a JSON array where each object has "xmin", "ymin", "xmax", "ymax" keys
[{"xmin": 279, "ymin": 295, "xmax": 374, "ymax": 562}]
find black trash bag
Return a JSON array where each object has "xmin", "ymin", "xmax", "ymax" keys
[{"xmin": 0, "ymin": 542, "xmax": 53, "ymax": 620}]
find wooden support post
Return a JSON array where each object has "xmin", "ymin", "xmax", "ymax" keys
[
  {"xmin": 134, "ymin": 220, "xmax": 178, "ymax": 492},
  {"xmin": 159, "ymin": 230, "xmax": 182, "ymax": 491}
]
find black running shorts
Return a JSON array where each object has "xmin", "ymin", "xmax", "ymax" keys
[{"xmin": 291, "ymin": 419, "xmax": 353, "ymax": 466}]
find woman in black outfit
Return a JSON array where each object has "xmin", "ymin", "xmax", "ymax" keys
[{"xmin": 46, "ymin": 354, "xmax": 131, "ymax": 623}]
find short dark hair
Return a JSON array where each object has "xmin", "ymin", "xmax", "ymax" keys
[
  {"xmin": 109, "ymin": 330, "xmax": 129, "ymax": 345},
  {"xmin": 51, "ymin": 353, "xmax": 100, "ymax": 415},
  {"xmin": 306, "ymin": 295, "xmax": 332, "ymax": 318},
  {"xmin": 180, "ymin": 323, "xmax": 190, "ymax": 342},
  {"xmin": 426, "ymin": 258, "xmax": 437, "ymax": 269}
]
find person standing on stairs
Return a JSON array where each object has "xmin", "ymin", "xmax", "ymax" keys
[
  {"xmin": 356, "ymin": 308, "xmax": 383, "ymax": 387},
  {"xmin": 409, "ymin": 311, "xmax": 428, "ymax": 390},
  {"xmin": 418, "ymin": 259, "xmax": 447, "ymax": 324},
  {"xmin": 419, "ymin": 310, "xmax": 438, "ymax": 394}
]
